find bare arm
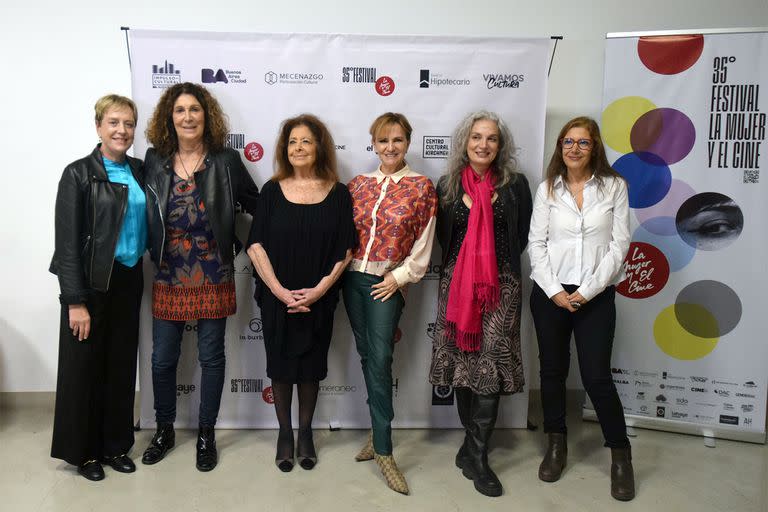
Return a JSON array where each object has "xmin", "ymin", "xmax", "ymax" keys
[
  {"xmin": 290, "ymin": 250, "xmax": 353, "ymax": 309},
  {"xmin": 246, "ymin": 242, "xmax": 307, "ymax": 312}
]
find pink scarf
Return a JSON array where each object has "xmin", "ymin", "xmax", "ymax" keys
[{"xmin": 445, "ymin": 166, "xmax": 500, "ymax": 352}]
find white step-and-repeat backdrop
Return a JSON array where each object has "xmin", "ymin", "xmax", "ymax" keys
[
  {"xmin": 589, "ymin": 30, "xmax": 767, "ymax": 443},
  {"xmin": 129, "ymin": 30, "xmax": 551, "ymax": 429}
]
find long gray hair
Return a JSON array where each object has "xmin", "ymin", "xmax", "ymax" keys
[{"xmin": 441, "ymin": 110, "xmax": 519, "ymax": 204}]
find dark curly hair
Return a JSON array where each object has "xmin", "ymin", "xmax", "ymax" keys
[
  {"xmin": 145, "ymin": 82, "xmax": 229, "ymax": 157},
  {"xmin": 272, "ymin": 114, "xmax": 338, "ymax": 183}
]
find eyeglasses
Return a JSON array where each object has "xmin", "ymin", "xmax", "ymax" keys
[{"xmin": 562, "ymin": 138, "xmax": 592, "ymax": 150}]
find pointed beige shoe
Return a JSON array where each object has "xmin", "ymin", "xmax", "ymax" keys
[
  {"xmin": 354, "ymin": 430, "xmax": 374, "ymax": 462},
  {"xmin": 374, "ymin": 453, "xmax": 409, "ymax": 495}
]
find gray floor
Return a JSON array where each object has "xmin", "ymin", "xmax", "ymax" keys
[{"xmin": 2, "ymin": 392, "xmax": 766, "ymax": 512}]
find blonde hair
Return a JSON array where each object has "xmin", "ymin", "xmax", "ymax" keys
[{"xmin": 94, "ymin": 94, "xmax": 137, "ymax": 124}]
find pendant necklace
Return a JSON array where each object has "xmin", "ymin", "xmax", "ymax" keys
[{"xmin": 178, "ymin": 150, "xmax": 205, "ymax": 183}]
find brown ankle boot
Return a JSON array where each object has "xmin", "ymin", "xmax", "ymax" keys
[
  {"xmin": 610, "ymin": 447, "xmax": 635, "ymax": 501},
  {"xmin": 374, "ymin": 453, "xmax": 409, "ymax": 495},
  {"xmin": 538, "ymin": 433, "xmax": 567, "ymax": 482},
  {"xmin": 355, "ymin": 430, "xmax": 374, "ymax": 462}
]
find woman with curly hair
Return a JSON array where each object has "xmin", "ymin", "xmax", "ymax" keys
[
  {"xmin": 429, "ymin": 111, "xmax": 532, "ymax": 497},
  {"xmin": 140, "ymin": 82, "xmax": 259, "ymax": 472}
]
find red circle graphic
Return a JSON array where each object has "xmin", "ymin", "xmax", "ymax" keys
[
  {"xmin": 262, "ymin": 385, "xmax": 274, "ymax": 404},
  {"xmin": 637, "ymin": 35, "xmax": 704, "ymax": 75},
  {"xmin": 244, "ymin": 142, "xmax": 264, "ymax": 162},
  {"xmin": 617, "ymin": 242, "xmax": 670, "ymax": 299},
  {"xmin": 375, "ymin": 76, "xmax": 395, "ymax": 96}
]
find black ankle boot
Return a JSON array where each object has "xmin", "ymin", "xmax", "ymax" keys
[
  {"xmin": 455, "ymin": 387, "xmax": 472, "ymax": 469},
  {"xmin": 196, "ymin": 426, "xmax": 218, "ymax": 472},
  {"xmin": 611, "ymin": 446, "xmax": 635, "ymax": 501},
  {"xmin": 538, "ymin": 433, "xmax": 567, "ymax": 482},
  {"xmin": 141, "ymin": 422, "xmax": 175, "ymax": 465},
  {"xmin": 462, "ymin": 393, "xmax": 503, "ymax": 497}
]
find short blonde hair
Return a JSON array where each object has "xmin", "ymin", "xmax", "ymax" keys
[
  {"xmin": 369, "ymin": 112, "xmax": 413, "ymax": 143},
  {"xmin": 94, "ymin": 94, "xmax": 137, "ymax": 124}
]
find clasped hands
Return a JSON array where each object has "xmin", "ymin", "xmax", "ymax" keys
[
  {"xmin": 551, "ymin": 290, "xmax": 587, "ymax": 313},
  {"xmin": 275, "ymin": 286, "xmax": 325, "ymax": 313}
]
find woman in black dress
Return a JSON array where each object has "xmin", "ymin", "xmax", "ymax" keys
[
  {"xmin": 429, "ymin": 111, "xmax": 532, "ymax": 497},
  {"xmin": 247, "ymin": 114, "xmax": 356, "ymax": 472}
]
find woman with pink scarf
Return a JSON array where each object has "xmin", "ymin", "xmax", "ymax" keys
[{"xmin": 429, "ymin": 111, "xmax": 532, "ymax": 498}]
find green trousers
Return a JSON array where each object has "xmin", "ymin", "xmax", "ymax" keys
[{"xmin": 342, "ymin": 271, "xmax": 404, "ymax": 455}]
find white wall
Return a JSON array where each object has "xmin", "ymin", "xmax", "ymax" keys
[{"xmin": 1, "ymin": 1, "xmax": 766, "ymax": 391}]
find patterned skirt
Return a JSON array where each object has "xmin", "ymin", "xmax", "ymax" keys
[{"xmin": 429, "ymin": 259, "xmax": 525, "ymax": 395}]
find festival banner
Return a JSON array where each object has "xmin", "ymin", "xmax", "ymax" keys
[
  {"xmin": 591, "ymin": 29, "xmax": 767, "ymax": 442},
  {"xmin": 129, "ymin": 30, "xmax": 551, "ymax": 428}
]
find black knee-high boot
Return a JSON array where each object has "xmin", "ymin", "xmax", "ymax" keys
[
  {"xmin": 462, "ymin": 392, "xmax": 502, "ymax": 497},
  {"xmin": 455, "ymin": 387, "xmax": 472, "ymax": 469}
]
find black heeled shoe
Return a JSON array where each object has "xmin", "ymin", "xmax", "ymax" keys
[
  {"xmin": 275, "ymin": 429, "xmax": 295, "ymax": 472},
  {"xmin": 77, "ymin": 460, "xmax": 105, "ymax": 481},
  {"xmin": 297, "ymin": 428, "xmax": 317, "ymax": 470}
]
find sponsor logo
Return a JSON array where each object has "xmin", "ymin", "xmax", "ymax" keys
[
  {"xmin": 694, "ymin": 414, "xmax": 715, "ymax": 421},
  {"xmin": 423, "ymin": 136, "xmax": 451, "ymax": 159},
  {"xmin": 231, "ymin": 378, "xmax": 264, "ymax": 393},
  {"xmin": 635, "ymin": 370, "xmax": 658, "ymax": 378},
  {"xmin": 735, "ymin": 392, "xmax": 756, "ymax": 399},
  {"xmin": 690, "ymin": 387, "xmax": 708, "ymax": 393},
  {"xmin": 636, "ymin": 392, "xmax": 645, "ymax": 400},
  {"xmin": 656, "ymin": 406, "xmax": 666, "ymax": 418},
  {"xmin": 419, "ymin": 69, "xmax": 471, "ymax": 88},
  {"xmin": 741, "ymin": 404, "xmax": 754, "ymax": 413},
  {"xmin": 262, "ymin": 386, "xmax": 274, "ymax": 404},
  {"xmin": 176, "ymin": 384, "xmax": 196, "ymax": 396},
  {"xmin": 690, "ymin": 376, "xmax": 708, "ymax": 383},
  {"xmin": 712, "ymin": 379, "xmax": 738, "ymax": 386},
  {"xmin": 239, "ymin": 317, "xmax": 263, "ymax": 342},
  {"xmin": 612, "ymin": 368, "xmax": 630, "ymax": 375},
  {"xmin": 676, "ymin": 398, "xmax": 689, "ymax": 406},
  {"xmin": 265, "ymin": 70, "xmax": 324, "ymax": 86},
  {"xmin": 639, "ymin": 405, "xmax": 649, "ymax": 413},
  {"xmin": 714, "ymin": 389, "xmax": 730, "ymax": 397},
  {"xmin": 319, "ymin": 384, "xmax": 358, "ymax": 396},
  {"xmin": 623, "ymin": 406, "xmax": 632, "ymax": 412},
  {"xmin": 422, "ymin": 261, "xmax": 443, "ymax": 281},
  {"xmin": 613, "ymin": 379, "xmax": 629, "ymax": 385},
  {"xmin": 723, "ymin": 403, "xmax": 735, "ymax": 411},
  {"xmin": 655, "ymin": 394, "xmax": 667, "ymax": 403},
  {"xmin": 671, "ymin": 411, "xmax": 689, "ymax": 419},
  {"xmin": 201, "ymin": 68, "xmax": 247, "ymax": 84},
  {"xmin": 744, "ymin": 381, "xmax": 757, "ymax": 388},
  {"xmin": 152, "ymin": 60, "xmax": 181, "ymax": 88},
  {"xmin": 375, "ymin": 76, "xmax": 396, "ymax": 96},
  {"xmin": 483, "ymin": 72, "xmax": 524, "ymax": 89},
  {"xmin": 743, "ymin": 417, "xmax": 753, "ymax": 426},
  {"xmin": 695, "ymin": 402, "xmax": 717, "ymax": 407},
  {"xmin": 634, "ymin": 380, "xmax": 652, "ymax": 388},
  {"xmin": 335, "ymin": 145, "xmax": 347, "ymax": 151},
  {"xmin": 392, "ymin": 378, "xmax": 399, "ymax": 397},
  {"xmin": 342, "ymin": 66, "xmax": 377, "ymax": 83},
  {"xmin": 660, "ymin": 383, "xmax": 685, "ymax": 391},
  {"xmin": 432, "ymin": 385, "xmax": 455, "ymax": 406},
  {"xmin": 662, "ymin": 371, "xmax": 685, "ymax": 381},
  {"xmin": 719, "ymin": 414, "xmax": 739, "ymax": 426},
  {"xmin": 226, "ymin": 133, "xmax": 245, "ymax": 150},
  {"xmin": 244, "ymin": 142, "xmax": 264, "ymax": 162}
]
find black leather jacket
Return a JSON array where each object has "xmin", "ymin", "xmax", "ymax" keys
[
  {"xmin": 49, "ymin": 146, "xmax": 144, "ymax": 304},
  {"xmin": 435, "ymin": 172, "xmax": 533, "ymax": 275},
  {"xmin": 144, "ymin": 147, "xmax": 259, "ymax": 266}
]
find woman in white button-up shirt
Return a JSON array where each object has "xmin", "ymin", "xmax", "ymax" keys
[{"xmin": 528, "ymin": 116, "xmax": 635, "ymax": 501}]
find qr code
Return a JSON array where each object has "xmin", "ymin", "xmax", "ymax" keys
[{"xmin": 743, "ymin": 169, "xmax": 759, "ymax": 183}]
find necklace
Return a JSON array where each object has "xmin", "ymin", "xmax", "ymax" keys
[{"xmin": 177, "ymin": 150, "xmax": 205, "ymax": 182}]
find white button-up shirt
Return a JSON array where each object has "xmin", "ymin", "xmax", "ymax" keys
[{"xmin": 528, "ymin": 174, "xmax": 630, "ymax": 301}]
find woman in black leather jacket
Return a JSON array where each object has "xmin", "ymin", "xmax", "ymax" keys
[
  {"xmin": 140, "ymin": 82, "xmax": 259, "ymax": 472},
  {"xmin": 50, "ymin": 94, "xmax": 146, "ymax": 481}
]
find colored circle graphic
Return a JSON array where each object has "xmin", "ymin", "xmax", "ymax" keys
[
  {"xmin": 676, "ymin": 192, "xmax": 744, "ymax": 250},
  {"xmin": 675, "ymin": 280, "xmax": 741, "ymax": 337},
  {"xmin": 654, "ymin": 304, "xmax": 719, "ymax": 360},
  {"xmin": 617, "ymin": 242, "xmax": 670, "ymax": 299},
  {"xmin": 613, "ymin": 152, "xmax": 672, "ymax": 208},
  {"xmin": 638, "ymin": 35, "xmax": 704, "ymax": 75},
  {"xmin": 602, "ymin": 96, "xmax": 657, "ymax": 153},
  {"xmin": 630, "ymin": 108, "xmax": 696, "ymax": 165},
  {"xmin": 635, "ymin": 179, "xmax": 696, "ymax": 235},
  {"xmin": 632, "ymin": 224, "xmax": 695, "ymax": 272}
]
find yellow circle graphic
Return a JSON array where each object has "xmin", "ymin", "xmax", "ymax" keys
[
  {"xmin": 653, "ymin": 304, "xmax": 719, "ymax": 360},
  {"xmin": 601, "ymin": 96, "xmax": 657, "ymax": 153}
]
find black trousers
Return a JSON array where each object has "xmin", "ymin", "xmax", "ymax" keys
[
  {"xmin": 530, "ymin": 283, "xmax": 629, "ymax": 448},
  {"xmin": 51, "ymin": 261, "xmax": 143, "ymax": 466}
]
